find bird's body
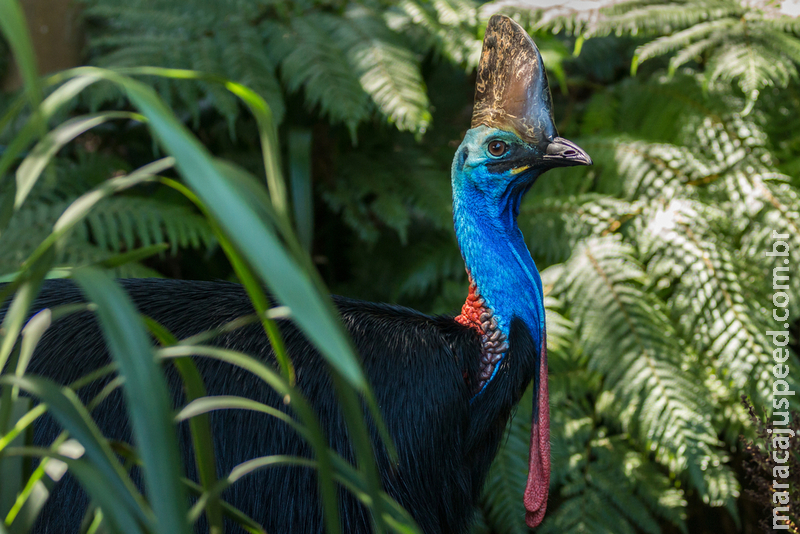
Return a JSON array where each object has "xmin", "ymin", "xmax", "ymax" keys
[
  {"xmin": 4, "ymin": 15, "xmax": 591, "ymax": 534},
  {"xmin": 26, "ymin": 278, "xmax": 535, "ymax": 533}
]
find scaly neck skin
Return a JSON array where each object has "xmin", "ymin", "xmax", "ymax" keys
[{"xmin": 452, "ymin": 166, "xmax": 545, "ymax": 395}]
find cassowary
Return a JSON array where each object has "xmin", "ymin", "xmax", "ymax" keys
[{"xmin": 8, "ymin": 15, "xmax": 591, "ymax": 534}]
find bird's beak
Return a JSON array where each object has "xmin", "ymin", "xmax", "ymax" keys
[{"xmin": 542, "ymin": 137, "xmax": 593, "ymax": 167}]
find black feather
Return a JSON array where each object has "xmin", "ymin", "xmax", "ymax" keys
[{"xmin": 13, "ymin": 278, "xmax": 536, "ymax": 534}]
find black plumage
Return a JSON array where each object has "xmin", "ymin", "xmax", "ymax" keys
[{"xmin": 23, "ymin": 278, "xmax": 537, "ymax": 534}]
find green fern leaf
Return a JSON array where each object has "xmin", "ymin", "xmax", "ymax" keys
[
  {"xmin": 559, "ymin": 237, "xmax": 737, "ymax": 503},
  {"xmin": 336, "ymin": 7, "xmax": 431, "ymax": 134},
  {"xmin": 0, "ymin": 194, "xmax": 215, "ymax": 276}
]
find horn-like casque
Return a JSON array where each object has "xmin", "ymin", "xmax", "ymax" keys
[{"xmin": 471, "ymin": 15, "xmax": 557, "ymax": 147}]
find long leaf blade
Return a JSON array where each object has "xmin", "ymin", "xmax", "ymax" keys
[{"xmin": 72, "ymin": 269, "xmax": 190, "ymax": 534}]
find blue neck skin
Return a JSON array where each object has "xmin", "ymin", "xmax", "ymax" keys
[{"xmin": 452, "ymin": 128, "xmax": 545, "ymax": 392}]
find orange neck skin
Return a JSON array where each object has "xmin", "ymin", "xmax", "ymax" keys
[{"xmin": 455, "ymin": 276, "xmax": 487, "ymax": 334}]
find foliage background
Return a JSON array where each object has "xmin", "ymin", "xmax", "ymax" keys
[{"xmin": 2, "ymin": 0, "xmax": 799, "ymax": 532}]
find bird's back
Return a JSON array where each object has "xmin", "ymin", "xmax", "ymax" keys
[{"xmin": 19, "ymin": 278, "xmax": 486, "ymax": 534}]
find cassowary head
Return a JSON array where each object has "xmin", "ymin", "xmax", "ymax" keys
[{"xmin": 454, "ymin": 15, "xmax": 591, "ymax": 200}]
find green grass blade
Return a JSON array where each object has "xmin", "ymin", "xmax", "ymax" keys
[
  {"xmin": 188, "ymin": 455, "xmax": 316, "ymax": 523},
  {"xmin": 162, "ymin": 151, "xmax": 397, "ymax": 528},
  {"xmin": 143, "ymin": 317, "xmax": 223, "ymax": 534},
  {"xmin": 20, "ymin": 158, "xmax": 173, "ymax": 271},
  {"xmin": 0, "ymin": 0, "xmax": 42, "ymax": 110},
  {"xmin": 0, "ymin": 75, "xmax": 104, "ymax": 235},
  {"xmin": 176, "ymin": 395, "xmax": 302, "ymax": 436},
  {"xmin": 289, "ymin": 129, "xmax": 314, "ymax": 254},
  {"xmin": 0, "ymin": 375, "xmax": 150, "ymax": 527},
  {"xmin": 106, "ymin": 71, "xmax": 366, "ymax": 390},
  {"xmin": 220, "ymin": 79, "xmax": 287, "ymax": 225},
  {"xmin": 52, "ymin": 158, "xmax": 173, "ymax": 236},
  {"xmin": 329, "ymin": 456, "xmax": 421, "ymax": 534},
  {"xmin": 51, "ymin": 70, "xmax": 397, "ymax": 468},
  {"xmin": 99, "ymin": 243, "xmax": 170, "ymax": 269},
  {"xmin": 0, "ymin": 404, "xmax": 46, "ymax": 455},
  {"xmin": 6, "ymin": 468, "xmax": 50, "ymax": 534},
  {"xmin": 331, "ymin": 373, "xmax": 386, "ymax": 534},
  {"xmin": 176, "ymin": 393, "xmax": 417, "ymax": 533},
  {"xmin": 169, "ymin": 360, "xmax": 224, "ymax": 533},
  {"xmin": 197, "ymin": 162, "xmax": 297, "ymax": 385},
  {"xmin": 14, "ymin": 308, "xmax": 51, "ymax": 397},
  {"xmin": 0, "ymin": 95, "xmax": 27, "ymax": 143},
  {"xmin": 112, "ymin": 67, "xmax": 289, "ymax": 224},
  {"xmin": 5, "ymin": 367, "xmax": 126, "ymax": 529},
  {"xmin": 0, "ymin": 269, "xmax": 47, "ymax": 374},
  {"xmin": 159, "ymin": 175, "xmax": 296, "ymax": 383},
  {"xmin": 0, "ymin": 397, "xmax": 31, "ymax": 520},
  {"xmin": 157, "ymin": 344, "xmax": 342, "ymax": 534},
  {"xmin": 3, "ymin": 424, "xmax": 62, "ymax": 531},
  {"xmin": 72, "ymin": 268, "xmax": 190, "ymax": 534},
  {"xmin": 5, "ymin": 446, "xmax": 146, "ymax": 534},
  {"xmin": 0, "ymin": 283, "xmax": 36, "ymax": 374},
  {"xmin": 15, "ymin": 111, "xmax": 143, "ymax": 209},
  {"xmin": 182, "ymin": 478, "xmax": 266, "ymax": 534}
]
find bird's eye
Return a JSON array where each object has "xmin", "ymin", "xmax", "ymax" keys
[{"xmin": 487, "ymin": 140, "xmax": 507, "ymax": 157}]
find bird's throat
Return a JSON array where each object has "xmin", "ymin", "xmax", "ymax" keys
[
  {"xmin": 455, "ymin": 274, "xmax": 509, "ymax": 394},
  {"xmin": 452, "ymin": 184, "xmax": 544, "ymax": 394}
]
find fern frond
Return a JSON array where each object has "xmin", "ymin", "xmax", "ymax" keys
[
  {"xmin": 218, "ymin": 20, "xmax": 284, "ymax": 127},
  {"xmin": 539, "ymin": 478, "xmax": 651, "ymax": 534},
  {"xmin": 0, "ymin": 195, "xmax": 215, "ymax": 276},
  {"xmin": 324, "ymin": 143, "xmax": 451, "ymax": 243},
  {"xmin": 588, "ymin": 440, "xmax": 662, "ymax": 534},
  {"xmin": 614, "ymin": 139, "xmax": 714, "ymax": 199},
  {"xmin": 758, "ymin": 28, "xmax": 800, "ymax": 71},
  {"xmin": 588, "ymin": 0, "xmax": 800, "ymax": 102},
  {"xmin": 543, "ymin": 295, "xmax": 574, "ymax": 355},
  {"xmin": 640, "ymin": 200, "xmax": 778, "ymax": 408},
  {"xmin": 587, "ymin": 0, "xmax": 744, "ymax": 38},
  {"xmin": 387, "ymin": 0, "xmax": 480, "ymax": 66},
  {"xmin": 85, "ymin": 197, "xmax": 216, "ymax": 253},
  {"xmin": 706, "ymin": 38, "xmax": 795, "ymax": 97},
  {"xmin": 666, "ymin": 34, "xmax": 723, "ymax": 73},
  {"xmin": 621, "ymin": 448, "xmax": 687, "ymax": 530},
  {"xmin": 741, "ymin": 175, "xmax": 800, "ymax": 305},
  {"xmin": 339, "ymin": 7, "xmax": 431, "ymax": 134},
  {"xmin": 395, "ymin": 235, "xmax": 463, "ymax": 300},
  {"xmin": 85, "ymin": 3, "xmax": 199, "ymax": 29},
  {"xmin": 195, "ymin": 36, "xmax": 241, "ymax": 130},
  {"xmin": 489, "ymin": 292, "xmax": 688, "ymax": 533},
  {"xmin": 479, "ymin": 386, "xmax": 530, "ymax": 534},
  {"xmin": 57, "ymin": 235, "xmax": 164, "ymax": 278},
  {"xmin": 268, "ymin": 13, "xmax": 370, "ymax": 132},
  {"xmin": 519, "ymin": 194, "xmax": 640, "ymax": 263},
  {"xmin": 760, "ymin": 13, "xmax": 800, "ymax": 36},
  {"xmin": 559, "ymin": 237, "xmax": 737, "ymax": 506},
  {"xmin": 85, "ymin": 0, "xmax": 285, "ymax": 125},
  {"xmin": 635, "ymin": 17, "xmax": 734, "ymax": 64},
  {"xmin": 590, "ymin": 73, "xmax": 740, "ymax": 143}
]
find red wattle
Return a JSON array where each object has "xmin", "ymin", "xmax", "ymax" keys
[
  {"xmin": 458, "ymin": 275, "xmax": 551, "ymax": 527},
  {"xmin": 524, "ymin": 337, "xmax": 550, "ymax": 528}
]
